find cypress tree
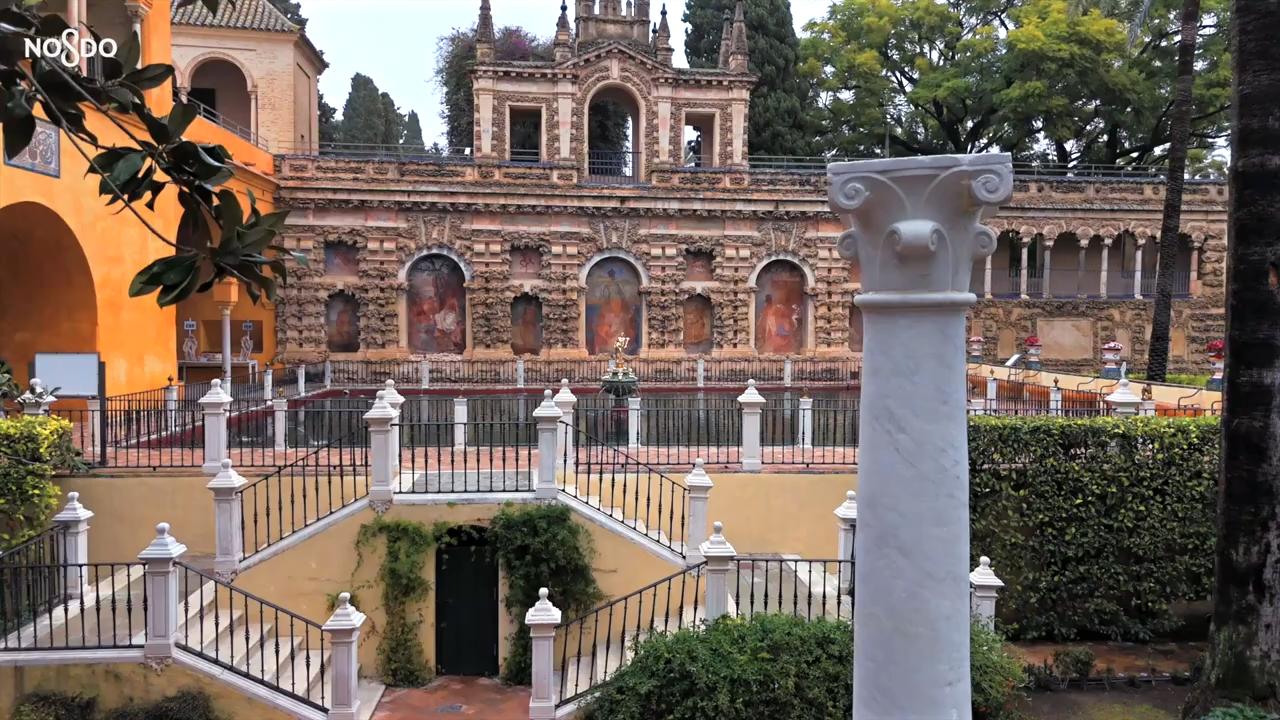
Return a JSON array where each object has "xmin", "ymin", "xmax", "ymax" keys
[
  {"xmin": 683, "ymin": 0, "xmax": 814, "ymax": 157},
  {"xmin": 403, "ymin": 111, "xmax": 425, "ymax": 148},
  {"xmin": 318, "ymin": 91, "xmax": 340, "ymax": 144},
  {"xmin": 338, "ymin": 73, "xmax": 385, "ymax": 145},
  {"xmin": 379, "ymin": 91, "xmax": 405, "ymax": 146}
]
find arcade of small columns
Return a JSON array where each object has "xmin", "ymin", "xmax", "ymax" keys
[{"xmin": 977, "ymin": 220, "xmax": 1214, "ymax": 300}]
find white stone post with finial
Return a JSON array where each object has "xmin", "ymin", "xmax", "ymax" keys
[
  {"xmin": 52, "ymin": 492, "xmax": 93, "ymax": 598},
  {"xmin": 324, "ymin": 592, "xmax": 368, "ymax": 720},
  {"xmin": 700, "ymin": 522, "xmax": 737, "ymax": 621},
  {"xmin": 199, "ymin": 378, "xmax": 232, "ymax": 475},
  {"xmin": 627, "ymin": 396, "xmax": 642, "ymax": 449},
  {"xmin": 207, "ymin": 459, "xmax": 247, "ymax": 581},
  {"xmin": 526, "ymin": 588, "xmax": 563, "ymax": 720},
  {"xmin": 1106, "ymin": 378, "xmax": 1142, "ymax": 417},
  {"xmin": 365, "ymin": 391, "xmax": 397, "ymax": 510},
  {"xmin": 835, "ymin": 490, "xmax": 858, "ymax": 593},
  {"xmin": 138, "ymin": 522, "xmax": 187, "ymax": 663},
  {"xmin": 829, "ymin": 152, "xmax": 1014, "ymax": 719},
  {"xmin": 553, "ymin": 379, "xmax": 578, "ymax": 471},
  {"xmin": 272, "ymin": 395, "xmax": 288, "ymax": 452},
  {"xmin": 382, "ymin": 379, "xmax": 405, "ymax": 483},
  {"xmin": 683, "ymin": 460, "xmax": 714, "ymax": 564},
  {"xmin": 534, "ymin": 390, "xmax": 563, "ymax": 500},
  {"xmin": 263, "ymin": 366, "xmax": 273, "ymax": 401},
  {"xmin": 1049, "ymin": 379, "xmax": 1063, "ymax": 416},
  {"xmin": 970, "ymin": 556, "xmax": 1004, "ymax": 630},
  {"xmin": 164, "ymin": 379, "xmax": 179, "ymax": 431},
  {"xmin": 453, "ymin": 396, "xmax": 468, "ymax": 449},
  {"xmin": 737, "ymin": 379, "xmax": 766, "ymax": 471},
  {"xmin": 798, "ymin": 395, "xmax": 815, "ymax": 449}
]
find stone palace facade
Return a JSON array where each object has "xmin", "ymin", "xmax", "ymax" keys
[{"xmin": 272, "ymin": 0, "xmax": 1227, "ymax": 374}]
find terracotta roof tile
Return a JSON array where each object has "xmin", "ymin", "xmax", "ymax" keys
[{"xmin": 171, "ymin": 0, "xmax": 297, "ymax": 33}]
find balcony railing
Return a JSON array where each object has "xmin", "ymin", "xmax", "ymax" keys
[
  {"xmin": 173, "ymin": 90, "xmax": 266, "ymax": 151},
  {"xmin": 586, "ymin": 150, "xmax": 642, "ymax": 185}
]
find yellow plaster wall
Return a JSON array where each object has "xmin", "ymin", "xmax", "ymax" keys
[
  {"xmin": 707, "ymin": 472, "xmax": 857, "ymax": 558},
  {"xmin": 0, "ymin": 661, "xmax": 294, "ymax": 720},
  {"xmin": 58, "ymin": 472, "xmax": 217, "ymax": 564}
]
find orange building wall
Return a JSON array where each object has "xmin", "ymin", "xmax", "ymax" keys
[{"xmin": 0, "ymin": 1, "xmax": 280, "ymax": 395}]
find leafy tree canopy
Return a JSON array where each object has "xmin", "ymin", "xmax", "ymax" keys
[
  {"xmin": 435, "ymin": 26, "xmax": 552, "ymax": 150},
  {"xmin": 800, "ymin": 0, "xmax": 1229, "ymax": 165}
]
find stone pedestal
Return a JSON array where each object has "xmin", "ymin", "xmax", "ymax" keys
[
  {"xmin": 364, "ymin": 391, "xmax": 396, "ymax": 512},
  {"xmin": 323, "ymin": 592, "xmax": 368, "ymax": 720},
  {"xmin": 829, "ymin": 153, "xmax": 1013, "ymax": 720},
  {"xmin": 533, "ymin": 390, "xmax": 563, "ymax": 500},
  {"xmin": 207, "ymin": 460, "xmax": 247, "ymax": 581},
  {"xmin": 525, "ymin": 588, "xmax": 563, "ymax": 720},
  {"xmin": 199, "ymin": 379, "xmax": 232, "ymax": 476}
]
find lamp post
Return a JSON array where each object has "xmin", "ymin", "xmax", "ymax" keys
[
  {"xmin": 212, "ymin": 278, "xmax": 239, "ymax": 391},
  {"xmin": 828, "ymin": 153, "xmax": 1013, "ymax": 720}
]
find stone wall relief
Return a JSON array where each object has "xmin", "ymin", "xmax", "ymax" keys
[
  {"xmin": 582, "ymin": 254, "xmax": 645, "ymax": 355},
  {"xmin": 405, "ymin": 254, "xmax": 469, "ymax": 355}
]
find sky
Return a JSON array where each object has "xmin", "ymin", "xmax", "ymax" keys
[{"xmin": 300, "ymin": 0, "xmax": 830, "ymax": 145}]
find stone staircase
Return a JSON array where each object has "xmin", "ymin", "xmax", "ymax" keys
[{"xmin": 557, "ymin": 474, "xmax": 688, "ymax": 558}]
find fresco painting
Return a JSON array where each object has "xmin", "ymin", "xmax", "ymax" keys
[
  {"xmin": 326, "ymin": 294, "xmax": 360, "ymax": 352},
  {"xmin": 511, "ymin": 295, "xmax": 544, "ymax": 355},
  {"xmin": 510, "ymin": 248, "xmax": 542, "ymax": 279},
  {"xmin": 754, "ymin": 260, "xmax": 807, "ymax": 354},
  {"xmin": 324, "ymin": 243, "xmax": 360, "ymax": 276},
  {"xmin": 683, "ymin": 295, "xmax": 714, "ymax": 354},
  {"xmin": 585, "ymin": 258, "xmax": 642, "ymax": 355},
  {"xmin": 686, "ymin": 251, "xmax": 714, "ymax": 281},
  {"xmin": 407, "ymin": 255, "xmax": 467, "ymax": 354}
]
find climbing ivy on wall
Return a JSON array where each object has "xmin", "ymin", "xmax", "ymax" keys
[
  {"xmin": 969, "ymin": 415, "xmax": 1219, "ymax": 641},
  {"xmin": 354, "ymin": 504, "xmax": 603, "ymax": 687},
  {"xmin": 489, "ymin": 503, "xmax": 605, "ymax": 684},
  {"xmin": 355, "ymin": 516, "xmax": 451, "ymax": 687}
]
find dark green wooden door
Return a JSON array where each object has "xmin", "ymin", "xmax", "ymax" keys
[{"xmin": 436, "ymin": 533, "xmax": 499, "ymax": 676}]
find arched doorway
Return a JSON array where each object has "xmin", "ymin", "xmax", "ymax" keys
[
  {"xmin": 188, "ymin": 58, "xmax": 253, "ymax": 133},
  {"xmin": 511, "ymin": 294, "xmax": 543, "ymax": 355},
  {"xmin": 683, "ymin": 295, "xmax": 714, "ymax": 354},
  {"xmin": 586, "ymin": 85, "xmax": 641, "ymax": 183},
  {"xmin": 584, "ymin": 257, "xmax": 643, "ymax": 355},
  {"xmin": 326, "ymin": 293, "xmax": 360, "ymax": 352},
  {"xmin": 754, "ymin": 260, "xmax": 808, "ymax": 354},
  {"xmin": 406, "ymin": 254, "xmax": 468, "ymax": 354},
  {"xmin": 435, "ymin": 525, "xmax": 499, "ymax": 676},
  {"xmin": 0, "ymin": 202, "xmax": 97, "ymax": 387}
]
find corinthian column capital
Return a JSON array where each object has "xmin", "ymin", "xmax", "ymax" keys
[{"xmin": 828, "ymin": 154, "xmax": 1014, "ymax": 295}]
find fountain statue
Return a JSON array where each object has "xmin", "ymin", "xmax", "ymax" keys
[{"xmin": 600, "ymin": 336, "xmax": 639, "ymax": 446}]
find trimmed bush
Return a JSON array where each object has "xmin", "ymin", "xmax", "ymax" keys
[
  {"xmin": 1199, "ymin": 707, "xmax": 1280, "ymax": 720},
  {"xmin": 581, "ymin": 614, "xmax": 1025, "ymax": 720},
  {"xmin": 970, "ymin": 415, "xmax": 1218, "ymax": 641},
  {"xmin": 11, "ymin": 690, "xmax": 219, "ymax": 720},
  {"xmin": 10, "ymin": 692, "xmax": 96, "ymax": 720},
  {"xmin": 0, "ymin": 415, "xmax": 78, "ymax": 547}
]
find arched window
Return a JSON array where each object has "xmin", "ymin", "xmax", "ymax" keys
[
  {"xmin": 188, "ymin": 58, "xmax": 252, "ymax": 133},
  {"xmin": 406, "ymin": 255, "xmax": 467, "ymax": 354},
  {"xmin": 511, "ymin": 294, "xmax": 543, "ymax": 355},
  {"xmin": 584, "ymin": 257, "xmax": 643, "ymax": 355},
  {"xmin": 754, "ymin": 260, "xmax": 808, "ymax": 354},
  {"xmin": 683, "ymin": 295, "xmax": 714, "ymax": 354},
  {"xmin": 587, "ymin": 86, "xmax": 641, "ymax": 183},
  {"xmin": 326, "ymin": 293, "xmax": 360, "ymax": 352}
]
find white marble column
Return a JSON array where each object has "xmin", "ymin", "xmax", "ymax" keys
[
  {"xmin": 1191, "ymin": 239, "xmax": 1204, "ymax": 295},
  {"xmin": 1041, "ymin": 237, "xmax": 1054, "ymax": 298},
  {"xmin": 1018, "ymin": 235, "xmax": 1031, "ymax": 299},
  {"xmin": 829, "ymin": 153, "xmax": 1013, "ymax": 720},
  {"xmin": 1100, "ymin": 238, "xmax": 1113, "ymax": 298},
  {"xmin": 1133, "ymin": 237, "xmax": 1146, "ymax": 299},
  {"xmin": 1076, "ymin": 236, "xmax": 1089, "ymax": 298}
]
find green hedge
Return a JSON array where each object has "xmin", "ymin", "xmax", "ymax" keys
[
  {"xmin": 11, "ymin": 690, "xmax": 220, "ymax": 720},
  {"xmin": 0, "ymin": 416, "xmax": 79, "ymax": 547},
  {"xmin": 581, "ymin": 615, "xmax": 1024, "ymax": 720},
  {"xmin": 970, "ymin": 415, "xmax": 1218, "ymax": 641}
]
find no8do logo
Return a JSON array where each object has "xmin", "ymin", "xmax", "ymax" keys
[{"xmin": 24, "ymin": 28, "xmax": 118, "ymax": 68}]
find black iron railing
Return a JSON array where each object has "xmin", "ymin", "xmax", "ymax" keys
[
  {"xmin": 0, "ymin": 526, "xmax": 68, "ymax": 568},
  {"xmin": 586, "ymin": 150, "xmax": 642, "ymax": 185},
  {"xmin": 762, "ymin": 397, "xmax": 860, "ymax": 467},
  {"xmin": 238, "ymin": 430, "xmax": 369, "ymax": 561},
  {"xmin": 0, "ymin": 562, "xmax": 146, "ymax": 650},
  {"xmin": 562, "ymin": 421, "xmax": 688, "ymax": 556},
  {"xmin": 397, "ymin": 420, "xmax": 536, "ymax": 493},
  {"xmin": 177, "ymin": 563, "xmax": 327, "ymax": 710},
  {"xmin": 634, "ymin": 395, "xmax": 742, "ymax": 467},
  {"xmin": 730, "ymin": 557, "xmax": 853, "ymax": 621},
  {"xmin": 555, "ymin": 562, "xmax": 706, "ymax": 706}
]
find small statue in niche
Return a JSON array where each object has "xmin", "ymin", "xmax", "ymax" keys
[
  {"xmin": 239, "ymin": 325, "xmax": 255, "ymax": 361},
  {"xmin": 182, "ymin": 320, "xmax": 199, "ymax": 361}
]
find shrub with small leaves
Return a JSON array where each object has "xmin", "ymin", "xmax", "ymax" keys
[
  {"xmin": 1051, "ymin": 647, "xmax": 1096, "ymax": 680},
  {"xmin": 10, "ymin": 692, "xmax": 96, "ymax": 720},
  {"xmin": 1198, "ymin": 706, "xmax": 1280, "ymax": 720},
  {"xmin": 970, "ymin": 415, "xmax": 1218, "ymax": 640},
  {"xmin": 0, "ymin": 416, "xmax": 79, "ymax": 547},
  {"xmin": 971, "ymin": 621, "xmax": 1025, "ymax": 720}
]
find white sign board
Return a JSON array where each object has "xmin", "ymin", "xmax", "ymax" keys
[{"xmin": 33, "ymin": 353, "xmax": 100, "ymax": 397}]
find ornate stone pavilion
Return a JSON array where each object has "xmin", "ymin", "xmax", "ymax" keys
[{"xmin": 273, "ymin": 0, "xmax": 1227, "ymax": 374}]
